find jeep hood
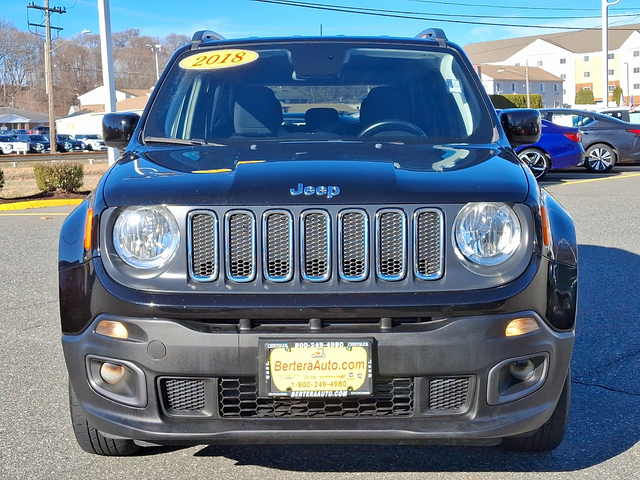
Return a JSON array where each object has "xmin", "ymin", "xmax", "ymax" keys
[{"xmin": 101, "ymin": 143, "xmax": 530, "ymax": 206}]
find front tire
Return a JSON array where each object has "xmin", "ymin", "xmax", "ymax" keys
[
  {"xmin": 585, "ymin": 144, "xmax": 615, "ymax": 172},
  {"xmin": 518, "ymin": 148, "xmax": 549, "ymax": 180},
  {"xmin": 69, "ymin": 382, "xmax": 140, "ymax": 456},
  {"xmin": 500, "ymin": 369, "xmax": 571, "ymax": 452}
]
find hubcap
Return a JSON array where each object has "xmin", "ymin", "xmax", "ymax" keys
[
  {"xmin": 588, "ymin": 148, "xmax": 612, "ymax": 171},
  {"xmin": 519, "ymin": 150, "xmax": 546, "ymax": 179}
]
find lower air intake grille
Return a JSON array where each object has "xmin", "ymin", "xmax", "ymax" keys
[
  {"xmin": 429, "ymin": 377, "xmax": 470, "ymax": 410},
  {"xmin": 219, "ymin": 377, "xmax": 414, "ymax": 418},
  {"xmin": 162, "ymin": 378, "xmax": 206, "ymax": 413}
]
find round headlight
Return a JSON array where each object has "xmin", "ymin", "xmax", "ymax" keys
[
  {"xmin": 113, "ymin": 206, "xmax": 180, "ymax": 269},
  {"xmin": 454, "ymin": 202, "xmax": 521, "ymax": 266}
]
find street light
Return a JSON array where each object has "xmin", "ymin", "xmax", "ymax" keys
[
  {"xmin": 498, "ymin": 63, "xmax": 531, "ymax": 108},
  {"xmin": 602, "ymin": 0, "xmax": 621, "ymax": 106},
  {"xmin": 45, "ymin": 28, "xmax": 90, "ymax": 154},
  {"xmin": 146, "ymin": 44, "xmax": 162, "ymax": 82},
  {"xmin": 624, "ymin": 62, "xmax": 630, "ymax": 106}
]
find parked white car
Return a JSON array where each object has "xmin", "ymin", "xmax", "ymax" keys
[
  {"xmin": 0, "ymin": 135, "xmax": 15, "ymax": 154},
  {"xmin": 74, "ymin": 134, "xmax": 107, "ymax": 151},
  {"xmin": 0, "ymin": 134, "xmax": 28, "ymax": 154}
]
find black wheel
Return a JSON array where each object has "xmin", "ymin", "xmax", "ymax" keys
[
  {"xmin": 358, "ymin": 120, "xmax": 426, "ymax": 137},
  {"xmin": 518, "ymin": 148, "xmax": 549, "ymax": 180},
  {"xmin": 69, "ymin": 382, "xmax": 140, "ymax": 456},
  {"xmin": 500, "ymin": 369, "xmax": 571, "ymax": 452},
  {"xmin": 585, "ymin": 144, "xmax": 615, "ymax": 172},
  {"xmin": 85, "ymin": 144, "xmax": 93, "ymax": 151}
]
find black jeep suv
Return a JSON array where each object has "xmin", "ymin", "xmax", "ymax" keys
[{"xmin": 59, "ymin": 29, "xmax": 577, "ymax": 455}]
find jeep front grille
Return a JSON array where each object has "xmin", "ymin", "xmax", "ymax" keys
[
  {"xmin": 188, "ymin": 207, "xmax": 443, "ymax": 284},
  {"xmin": 263, "ymin": 211, "xmax": 293, "ymax": 282},
  {"xmin": 188, "ymin": 211, "xmax": 218, "ymax": 281}
]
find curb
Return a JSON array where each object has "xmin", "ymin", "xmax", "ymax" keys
[{"xmin": 0, "ymin": 199, "xmax": 83, "ymax": 212}]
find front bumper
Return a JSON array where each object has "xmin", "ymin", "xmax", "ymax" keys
[{"xmin": 61, "ymin": 255, "xmax": 575, "ymax": 446}]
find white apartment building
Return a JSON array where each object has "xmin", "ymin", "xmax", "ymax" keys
[
  {"xmin": 477, "ymin": 64, "xmax": 564, "ymax": 108},
  {"xmin": 464, "ymin": 23, "xmax": 640, "ymax": 107}
]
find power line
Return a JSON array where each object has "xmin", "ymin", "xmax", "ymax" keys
[
  {"xmin": 408, "ymin": 0, "xmax": 628, "ymax": 12},
  {"xmin": 251, "ymin": 0, "xmax": 640, "ymax": 30}
]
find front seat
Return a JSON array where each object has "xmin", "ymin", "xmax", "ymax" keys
[
  {"xmin": 359, "ymin": 86, "xmax": 412, "ymax": 129},
  {"xmin": 233, "ymin": 85, "xmax": 283, "ymax": 137}
]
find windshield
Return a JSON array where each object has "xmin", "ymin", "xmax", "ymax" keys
[{"xmin": 143, "ymin": 41, "xmax": 493, "ymax": 147}]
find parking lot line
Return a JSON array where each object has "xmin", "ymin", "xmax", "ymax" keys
[
  {"xmin": 0, "ymin": 199, "xmax": 82, "ymax": 212},
  {"xmin": 561, "ymin": 172, "xmax": 640, "ymax": 186},
  {"xmin": 0, "ymin": 212, "xmax": 70, "ymax": 216}
]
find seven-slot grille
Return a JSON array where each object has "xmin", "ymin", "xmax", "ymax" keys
[{"xmin": 188, "ymin": 208, "xmax": 443, "ymax": 283}]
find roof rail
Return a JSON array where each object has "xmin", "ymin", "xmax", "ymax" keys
[
  {"xmin": 190, "ymin": 30, "xmax": 225, "ymax": 49},
  {"xmin": 415, "ymin": 28, "xmax": 447, "ymax": 47}
]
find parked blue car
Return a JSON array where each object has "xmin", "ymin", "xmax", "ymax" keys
[{"xmin": 515, "ymin": 119, "xmax": 585, "ymax": 180}]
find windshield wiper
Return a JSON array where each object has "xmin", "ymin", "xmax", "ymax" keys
[{"xmin": 144, "ymin": 136, "xmax": 209, "ymax": 146}]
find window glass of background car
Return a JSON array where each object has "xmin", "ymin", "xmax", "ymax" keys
[{"xmin": 551, "ymin": 114, "xmax": 576, "ymax": 128}]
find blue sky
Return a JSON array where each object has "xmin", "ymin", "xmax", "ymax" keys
[{"xmin": 3, "ymin": 0, "xmax": 639, "ymax": 47}]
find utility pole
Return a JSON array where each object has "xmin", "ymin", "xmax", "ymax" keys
[{"xmin": 28, "ymin": 1, "xmax": 66, "ymax": 154}]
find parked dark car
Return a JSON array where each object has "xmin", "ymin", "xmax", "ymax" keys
[
  {"xmin": 29, "ymin": 125, "xmax": 50, "ymax": 135},
  {"xmin": 596, "ymin": 107, "xmax": 640, "ymax": 124},
  {"xmin": 26, "ymin": 134, "xmax": 51, "ymax": 153},
  {"xmin": 47, "ymin": 134, "xmax": 84, "ymax": 152},
  {"xmin": 515, "ymin": 119, "xmax": 584, "ymax": 180},
  {"xmin": 539, "ymin": 108, "xmax": 640, "ymax": 172},
  {"xmin": 60, "ymin": 29, "xmax": 576, "ymax": 456}
]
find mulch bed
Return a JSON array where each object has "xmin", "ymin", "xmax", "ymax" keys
[{"xmin": 0, "ymin": 190, "xmax": 89, "ymax": 205}]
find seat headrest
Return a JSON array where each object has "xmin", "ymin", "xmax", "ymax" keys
[
  {"xmin": 360, "ymin": 86, "xmax": 411, "ymax": 127},
  {"xmin": 234, "ymin": 86, "xmax": 283, "ymax": 136},
  {"xmin": 305, "ymin": 108, "xmax": 339, "ymax": 133}
]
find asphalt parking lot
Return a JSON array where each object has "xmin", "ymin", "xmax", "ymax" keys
[{"xmin": 1, "ymin": 166, "xmax": 639, "ymax": 479}]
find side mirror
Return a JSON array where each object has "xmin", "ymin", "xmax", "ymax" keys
[
  {"xmin": 500, "ymin": 109, "xmax": 541, "ymax": 147},
  {"xmin": 103, "ymin": 112, "xmax": 140, "ymax": 150}
]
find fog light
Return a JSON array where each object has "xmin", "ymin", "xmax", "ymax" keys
[
  {"xmin": 509, "ymin": 360, "xmax": 535, "ymax": 381},
  {"xmin": 505, "ymin": 317, "xmax": 539, "ymax": 337},
  {"xmin": 100, "ymin": 362, "xmax": 126, "ymax": 384},
  {"xmin": 95, "ymin": 320, "xmax": 129, "ymax": 339}
]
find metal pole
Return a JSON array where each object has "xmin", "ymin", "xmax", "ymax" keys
[
  {"xmin": 625, "ymin": 62, "xmax": 630, "ymax": 105},
  {"xmin": 155, "ymin": 49, "xmax": 159, "ymax": 81},
  {"xmin": 525, "ymin": 61, "xmax": 531, "ymax": 108},
  {"xmin": 98, "ymin": 0, "xmax": 118, "ymax": 165},
  {"xmin": 602, "ymin": 0, "xmax": 622, "ymax": 106},
  {"xmin": 45, "ymin": 0, "xmax": 57, "ymax": 154}
]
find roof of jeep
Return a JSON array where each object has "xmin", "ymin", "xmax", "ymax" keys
[{"xmin": 185, "ymin": 29, "xmax": 452, "ymax": 50}]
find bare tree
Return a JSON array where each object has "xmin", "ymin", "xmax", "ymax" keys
[{"xmin": 0, "ymin": 18, "xmax": 189, "ymax": 114}]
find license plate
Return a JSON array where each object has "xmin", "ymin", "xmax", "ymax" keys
[{"xmin": 261, "ymin": 340, "xmax": 373, "ymax": 398}]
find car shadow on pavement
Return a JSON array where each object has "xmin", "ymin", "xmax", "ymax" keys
[{"xmin": 185, "ymin": 244, "xmax": 639, "ymax": 472}]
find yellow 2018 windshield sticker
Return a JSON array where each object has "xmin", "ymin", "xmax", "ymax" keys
[{"xmin": 179, "ymin": 49, "xmax": 259, "ymax": 70}]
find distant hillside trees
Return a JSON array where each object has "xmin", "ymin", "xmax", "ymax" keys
[{"xmin": 0, "ymin": 16, "xmax": 188, "ymax": 116}]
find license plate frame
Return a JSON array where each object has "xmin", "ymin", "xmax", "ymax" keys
[{"xmin": 259, "ymin": 340, "xmax": 373, "ymax": 398}]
